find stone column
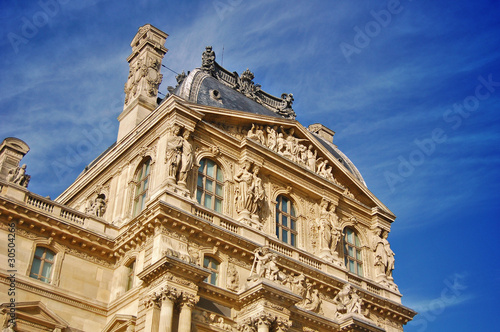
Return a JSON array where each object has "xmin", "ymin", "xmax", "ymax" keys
[
  {"xmin": 143, "ymin": 293, "xmax": 161, "ymax": 332},
  {"xmin": 177, "ymin": 293, "xmax": 199, "ymax": 332},
  {"xmin": 256, "ymin": 313, "xmax": 273, "ymax": 332},
  {"xmin": 158, "ymin": 287, "xmax": 178, "ymax": 332}
]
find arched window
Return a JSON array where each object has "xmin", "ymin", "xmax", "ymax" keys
[
  {"xmin": 344, "ymin": 227, "xmax": 363, "ymax": 277},
  {"xmin": 133, "ymin": 158, "xmax": 151, "ymax": 217},
  {"xmin": 196, "ymin": 158, "xmax": 224, "ymax": 213},
  {"xmin": 125, "ymin": 259, "xmax": 136, "ymax": 291},
  {"xmin": 203, "ymin": 255, "xmax": 220, "ymax": 285},
  {"xmin": 29, "ymin": 247, "xmax": 55, "ymax": 283},
  {"xmin": 275, "ymin": 195, "xmax": 297, "ymax": 247}
]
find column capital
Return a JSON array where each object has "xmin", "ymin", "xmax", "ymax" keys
[
  {"xmin": 179, "ymin": 292, "xmax": 199, "ymax": 309},
  {"xmin": 274, "ymin": 317, "xmax": 292, "ymax": 332},
  {"xmin": 143, "ymin": 292, "xmax": 161, "ymax": 309},
  {"xmin": 159, "ymin": 285, "xmax": 179, "ymax": 302},
  {"xmin": 256, "ymin": 313, "xmax": 274, "ymax": 327},
  {"xmin": 237, "ymin": 318, "xmax": 256, "ymax": 332}
]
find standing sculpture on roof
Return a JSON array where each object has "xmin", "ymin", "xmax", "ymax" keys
[
  {"xmin": 202, "ymin": 46, "xmax": 216, "ymax": 75},
  {"xmin": 7, "ymin": 164, "xmax": 30, "ymax": 188},
  {"xmin": 278, "ymin": 93, "xmax": 296, "ymax": 119}
]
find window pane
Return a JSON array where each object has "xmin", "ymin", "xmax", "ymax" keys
[
  {"xmin": 30, "ymin": 258, "xmax": 41, "ymax": 276},
  {"xmin": 206, "ymin": 179, "xmax": 213, "ymax": 192},
  {"xmin": 291, "ymin": 219, "xmax": 296, "ymax": 230},
  {"xmin": 357, "ymin": 264, "xmax": 363, "ymax": 277},
  {"xmin": 348, "ymin": 246, "xmax": 354, "ymax": 257},
  {"xmin": 356, "ymin": 250, "xmax": 362, "ymax": 260},
  {"xmin": 355, "ymin": 234, "xmax": 361, "ymax": 247},
  {"xmin": 282, "ymin": 216, "xmax": 288, "ymax": 227},
  {"xmin": 199, "ymin": 159, "xmax": 205, "ymax": 171},
  {"xmin": 349, "ymin": 260, "xmax": 355, "ymax": 273},
  {"xmin": 203, "ymin": 257, "xmax": 209, "ymax": 268},
  {"xmin": 42, "ymin": 262, "xmax": 52, "ymax": 279},
  {"xmin": 142, "ymin": 178, "xmax": 148, "ymax": 191},
  {"xmin": 216, "ymin": 168, "xmax": 223, "ymax": 182},
  {"xmin": 35, "ymin": 247, "xmax": 44, "ymax": 257},
  {"xmin": 291, "ymin": 205, "xmax": 296, "ymax": 217},
  {"xmin": 45, "ymin": 250, "xmax": 55, "ymax": 261},
  {"xmin": 206, "ymin": 160, "xmax": 214, "ymax": 177},
  {"xmin": 197, "ymin": 174, "xmax": 203, "ymax": 187},
  {"xmin": 291, "ymin": 233, "xmax": 296, "ymax": 247},
  {"xmin": 196, "ymin": 190, "xmax": 202, "ymax": 204},
  {"xmin": 144, "ymin": 161, "xmax": 150, "ymax": 175},
  {"xmin": 211, "ymin": 272, "xmax": 217, "ymax": 285},
  {"xmin": 282, "ymin": 230, "xmax": 288, "ymax": 243},
  {"xmin": 204, "ymin": 194, "xmax": 212, "ymax": 208},
  {"xmin": 276, "ymin": 225, "xmax": 280, "ymax": 237},
  {"xmin": 215, "ymin": 199, "xmax": 222, "ymax": 213},
  {"xmin": 347, "ymin": 230, "xmax": 353, "ymax": 244},
  {"xmin": 282, "ymin": 198, "xmax": 288, "ymax": 213},
  {"xmin": 216, "ymin": 184, "xmax": 223, "ymax": 196}
]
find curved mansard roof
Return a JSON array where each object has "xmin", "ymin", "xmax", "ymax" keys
[{"xmin": 164, "ymin": 50, "xmax": 366, "ymax": 186}]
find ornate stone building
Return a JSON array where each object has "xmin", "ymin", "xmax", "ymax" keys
[{"xmin": 0, "ymin": 24, "xmax": 415, "ymax": 332}]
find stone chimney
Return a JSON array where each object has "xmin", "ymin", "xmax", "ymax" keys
[
  {"xmin": 308, "ymin": 123, "xmax": 335, "ymax": 143},
  {"xmin": 117, "ymin": 24, "xmax": 168, "ymax": 141},
  {"xmin": 0, "ymin": 137, "xmax": 30, "ymax": 182}
]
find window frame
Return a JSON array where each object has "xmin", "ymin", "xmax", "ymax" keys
[
  {"xmin": 275, "ymin": 195, "xmax": 298, "ymax": 247},
  {"xmin": 203, "ymin": 255, "xmax": 220, "ymax": 286},
  {"xmin": 125, "ymin": 259, "xmax": 136, "ymax": 292},
  {"xmin": 343, "ymin": 227, "xmax": 364, "ymax": 277},
  {"xmin": 29, "ymin": 246, "xmax": 56, "ymax": 283},
  {"xmin": 133, "ymin": 158, "xmax": 151, "ymax": 217},
  {"xmin": 196, "ymin": 158, "xmax": 224, "ymax": 213}
]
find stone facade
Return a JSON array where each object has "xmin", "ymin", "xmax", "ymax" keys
[{"xmin": 0, "ymin": 24, "xmax": 415, "ymax": 332}]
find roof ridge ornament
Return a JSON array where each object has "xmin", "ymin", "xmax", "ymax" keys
[{"xmin": 200, "ymin": 46, "xmax": 296, "ymax": 119}]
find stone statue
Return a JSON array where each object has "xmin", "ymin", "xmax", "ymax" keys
[
  {"xmin": 281, "ymin": 127, "xmax": 307, "ymax": 163},
  {"xmin": 278, "ymin": 93, "xmax": 296, "ymax": 119},
  {"xmin": 165, "ymin": 124, "xmax": 184, "ymax": 183},
  {"xmin": 276, "ymin": 133, "xmax": 285, "ymax": 154},
  {"xmin": 88, "ymin": 195, "xmax": 107, "ymax": 217},
  {"xmin": 226, "ymin": 264, "xmax": 239, "ymax": 292},
  {"xmin": 238, "ymin": 69, "xmax": 261, "ymax": 99},
  {"xmin": 8, "ymin": 164, "xmax": 30, "ymax": 187},
  {"xmin": 234, "ymin": 161, "xmax": 265, "ymax": 225},
  {"xmin": 307, "ymin": 145, "xmax": 318, "ymax": 172},
  {"xmin": 249, "ymin": 246, "xmax": 279, "ymax": 281},
  {"xmin": 374, "ymin": 230, "xmax": 395, "ymax": 279},
  {"xmin": 247, "ymin": 124, "xmax": 259, "ymax": 141},
  {"xmin": 176, "ymin": 71, "xmax": 187, "ymax": 85},
  {"xmin": 248, "ymin": 166, "xmax": 265, "ymax": 215},
  {"xmin": 202, "ymin": 46, "xmax": 216, "ymax": 74},
  {"xmin": 333, "ymin": 284, "xmax": 363, "ymax": 317},
  {"xmin": 298, "ymin": 283, "xmax": 322, "ymax": 313},
  {"xmin": 318, "ymin": 199, "xmax": 341, "ymax": 256},
  {"xmin": 234, "ymin": 161, "xmax": 253, "ymax": 214},
  {"xmin": 291, "ymin": 273, "xmax": 306, "ymax": 297},
  {"xmin": 178, "ymin": 130, "xmax": 194, "ymax": 185},
  {"xmin": 298, "ymin": 144, "xmax": 308, "ymax": 166},
  {"xmin": 266, "ymin": 125, "xmax": 278, "ymax": 151},
  {"xmin": 255, "ymin": 125, "xmax": 266, "ymax": 145}
]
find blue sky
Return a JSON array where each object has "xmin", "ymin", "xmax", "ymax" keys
[{"xmin": 1, "ymin": 0, "xmax": 499, "ymax": 330}]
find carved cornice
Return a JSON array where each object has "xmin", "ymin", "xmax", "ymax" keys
[
  {"xmin": 239, "ymin": 279, "xmax": 302, "ymax": 309},
  {"xmin": 137, "ymin": 254, "xmax": 211, "ymax": 286}
]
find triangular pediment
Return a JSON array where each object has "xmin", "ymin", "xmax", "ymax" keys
[
  {"xmin": 1, "ymin": 301, "xmax": 70, "ymax": 331},
  {"xmin": 101, "ymin": 314, "xmax": 136, "ymax": 332},
  {"xmin": 177, "ymin": 99, "xmax": 393, "ymax": 216}
]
